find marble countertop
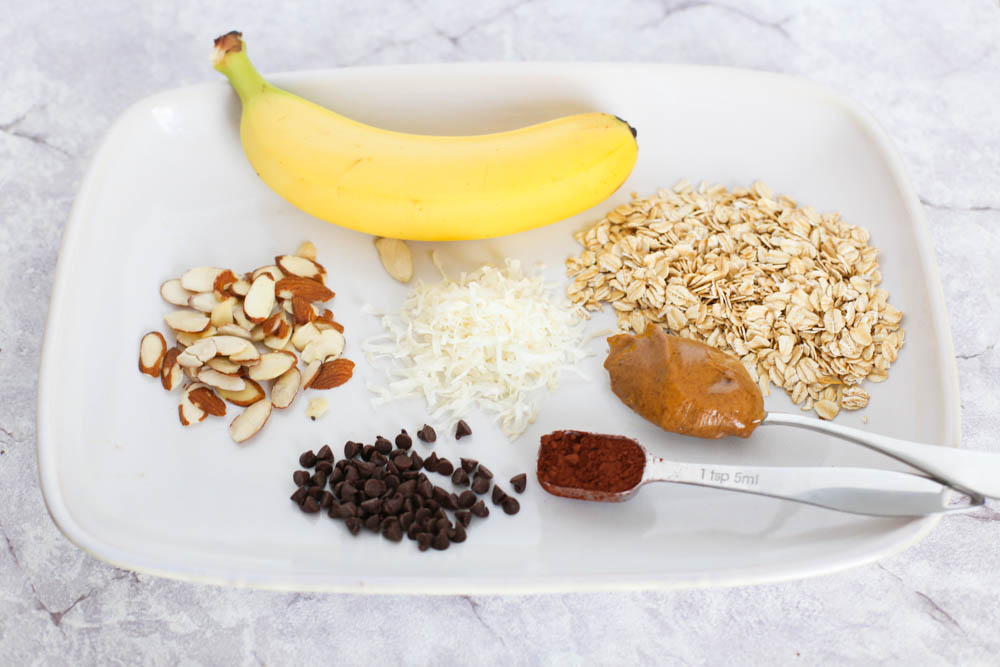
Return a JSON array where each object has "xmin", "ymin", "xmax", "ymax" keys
[{"xmin": 2, "ymin": 1, "xmax": 999, "ymax": 663}]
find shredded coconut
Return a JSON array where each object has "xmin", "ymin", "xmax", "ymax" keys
[{"xmin": 363, "ymin": 258, "xmax": 587, "ymax": 439}]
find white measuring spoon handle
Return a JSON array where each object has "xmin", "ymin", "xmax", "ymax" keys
[
  {"xmin": 643, "ymin": 455, "xmax": 977, "ymax": 517},
  {"xmin": 762, "ymin": 412, "xmax": 1000, "ymax": 499}
]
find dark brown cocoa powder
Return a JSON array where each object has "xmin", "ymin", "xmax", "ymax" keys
[{"xmin": 537, "ymin": 430, "xmax": 645, "ymax": 493}]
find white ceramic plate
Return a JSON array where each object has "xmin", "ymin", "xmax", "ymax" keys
[{"xmin": 37, "ymin": 63, "xmax": 958, "ymax": 593}]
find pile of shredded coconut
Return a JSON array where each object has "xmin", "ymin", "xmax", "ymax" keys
[{"xmin": 363, "ymin": 258, "xmax": 587, "ymax": 439}]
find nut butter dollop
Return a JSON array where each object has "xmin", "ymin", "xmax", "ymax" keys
[{"xmin": 604, "ymin": 324, "xmax": 765, "ymax": 439}]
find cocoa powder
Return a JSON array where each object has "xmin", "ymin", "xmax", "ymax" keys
[{"xmin": 536, "ymin": 430, "xmax": 645, "ymax": 493}]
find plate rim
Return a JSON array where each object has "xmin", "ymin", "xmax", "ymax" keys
[{"xmin": 35, "ymin": 61, "xmax": 960, "ymax": 593}]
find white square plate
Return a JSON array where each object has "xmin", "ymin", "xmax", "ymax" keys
[{"xmin": 38, "ymin": 63, "xmax": 959, "ymax": 593}]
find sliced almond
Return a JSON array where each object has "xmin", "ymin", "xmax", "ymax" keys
[
  {"xmin": 181, "ymin": 267, "xmax": 224, "ymax": 293},
  {"xmin": 262, "ymin": 311, "xmax": 285, "ymax": 337},
  {"xmin": 247, "ymin": 351, "xmax": 297, "ymax": 381},
  {"xmin": 300, "ymin": 359, "xmax": 322, "ymax": 390},
  {"xmin": 244, "ymin": 274, "xmax": 276, "ymax": 323},
  {"xmin": 229, "ymin": 399, "xmax": 272, "ymax": 443},
  {"xmin": 251, "ymin": 265, "xmax": 284, "ymax": 282},
  {"xmin": 301, "ymin": 328, "xmax": 345, "ymax": 364},
  {"xmin": 281, "ymin": 298, "xmax": 295, "ymax": 316},
  {"xmin": 182, "ymin": 364, "xmax": 201, "ymax": 381},
  {"xmin": 198, "ymin": 367, "xmax": 247, "ymax": 392},
  {"xmin": 217, "ymin": 323, "xmax": 252, "ymax": 339},
  {"xmin": 229, "ymin": 340, "xmax": 261, "ymax": 364},
  {"xmin": 250, "ymin": 325, "xmax": 265, "ymax": 342},
  {"xmin": 374, "ymin": 237, "xmax": 413, "ymax": 283},
  {"xmin": 188, "ymin": 291, "xmax": 221, "ymax": 313},
  {"xmin": 161, "ymin": 347, "xmax": 183, "ymax": 391},
  {"xmin": 210, "ymin": 335, "xmax": 251, "ymax": 356},
  {"xmin": 175, "ymin": 326, "xmax": 216, "ymax": 347},
  {"xmin": 217, "ymin": 378, "xmax": 265, "ymax": 406},
  {"xmin": 210, "ymin": 297, "xmax": 236, "ymax": 327},
  {"xmin": 179, "ymin": 383, "xmax": 209, "ymax": 425},
  {"xmin": 295, "ymin": 241, "xmax": 317, "ymax": 261},
  {"xmin": 314, "ymin": 308, "xmax": 344, "ymax": 333},
  {"xmin": 138, "ymin": 331, "xmax": 167, "ymax": 376},
  {"xmin": 310, "ymin": 358, "xmax": 354, "ymax": 389},
  {"xmin": 305, "ymin": 397, "xmax": 329, "ymax": 420},
  {"xmin": 264, "ymin": 318, "xmax": 293, "ymax": 350},
  {"xmin": 231, "ymin": 279, "xmax": 251, "ymax": 297},
  {"xmin": 291, "ymin": 297, "xmax": 317, "ymax": 325},
  {"xmin": 207, "ymin": 356, "xmax": 241, "ymax": 374},
  {"xmin": 271, "ymin": 367, "xmax": 301, "ymax": 409},
  {"xmin": 232, "ymin": 303, "xmax": 253, "ymax": 330},
  {"xmin": 275, "ymin": 277, "xmax": 334, "ymax": 302},
  {"xmin": 177, "ymin": 350, "xmax": 204, "ymax": 368},
  {"xmin": 164, "ymin": 309, "xmax": 211, "ymax": 333},
  {"xmin": 276, "ymin": 255, "xmax": 326, "ymax": 281},
  {"xmin": 188, "ymin": 386, "xmax": 226, "ymax": 417},
  {"xmin": 160, "ymin": 279, "xmax": 193, "ymax": 306},
  {"xmin": 184, "ymin": 337, "xmax": 218, "ymax": 363},
  {"xmin": 291, "ymin": 322, "xmax": 321, "ymax": 351},
  {"xmin": 212, "ymin": 269, "xmax": 238, "ymax": 298}
]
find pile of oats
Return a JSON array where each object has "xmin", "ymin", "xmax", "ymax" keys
[{"xmin": 566, "ymin": 180, "xmax": 905, "ymax": 420}]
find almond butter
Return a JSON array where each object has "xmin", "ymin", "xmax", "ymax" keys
[
  {"xmin": 275, "ymin": 277, "xmax": 334, "ymax": 302},
  {"xmin": 310, "ymin": 358, "xmax": 354, "ymax": 389}
]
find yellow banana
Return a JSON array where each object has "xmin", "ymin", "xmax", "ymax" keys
[{"xmin": 213, "ymin": 32, "xmax": 638, "ymax": 241}]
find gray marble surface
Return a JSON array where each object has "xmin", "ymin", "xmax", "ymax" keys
[{"xmin": 2, "ymin": 0, "xmax": 999, "ymax": 664}]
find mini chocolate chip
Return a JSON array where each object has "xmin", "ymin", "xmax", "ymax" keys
[
  {"xmin": 457, "ymin": 490, "xmax": 477, "ymax": 508},
  {"xmin": 401, "ymin": 470, "xmax": 420, "ymax": 480},
  {"xmin": 398, "ymin": 480, "xmax": 417, "ymax": 496},
  {"xmin": 290, "ymin": 487, "xmax": 308, "ymax": 506},
  {"xmin": 492, "ymin": 486, "xmax": 506, "ymax": 505},
  {"xmin": 501, "ymin": 496, "xmax": 520, "ymax": 515},
  {"xmin": 299, "ymin": 450, "xmax": 318, "ymax": 467},
  {"xmin": 471, "ymin": 474, "xmax": 490, "ymax": 495},
  {"xmin": 321, "ymin": 491, "xmax": 334, "ymax": 509},
  {"xmin": 455, "ymin": 510, "xmax": 472, "ymax": 527},
  {"xmin": 400, "ymin": 511, "xmax": 415, "ymax": 531},
  {"xmin": 451, "ymin": 468, "xmax": 469, "ymax": 486},
  {"xmin": 449, "ymin": 523, "xmax": 467, "ymax": 543},
  {"xmin": 374, "ymin": 436, "xmax": 392, "ymax": 455},
  {"xmin": 510, "ymin": 473, "xmax": 527, "ymax": 493},
  {"xmin": 423, "ymin": 452, "xmax": 439, "ymax": 473},
  {"xmin": 327, "ymin": 501, "xmax": 341, "ymax": 518},
  {"xmin": 432, "ymin": 530, "xmax": 450, "ymax": 550},
  {"xmin": 293, "ymin": 470, "xmax": 310, "ymax": 486},
  {"xmin": 338, "ymin": 503, "xmax": 358, "ymax": 519},
  {"xmin": 335, "ymin": 459, "xmax": 349, "ymax": 470},
  {"xmin": 395, "ymin": 430, "xmax": 413, "ymax": 450},
  {"xmin": 344, "ymin": 441, "xmax": 361, "ymax": 459},
  {"xmin": 417, "ymin": 533, "xmax": 433, "ymax": 550},
  {"xmin": 330, "ymin": 469, "xmax": 344, "ymax": 485},
  {"xmin": 310, "ymin": 471, "xmax": 328, "ymax": 488},
  {"xmin": 315, "ymin": 461, "xmax": 333, "ymax": 475},
  {"xmin": 382, "ymin": 517, "xmax": 403, "ymax": 541},
  {"xmin": 403, "ymin": 497, "xmax": 418, "ymax": 513},
  {"xmin": 302, "ymin": 497, "xmax": 321, "ymax": 513},
  {"xmin": 307, "ymin": 486, "xmax": 325, "ymax": 499},
  {"xmin": 409, "ymin": 452, "xmax": 423, "ymax": 469},
  {"xmin": 356, "ymin": 461, "xmax": 375, "ymax": 478},
  {"xmin": 345, "ymin": 517, "xmax": 362, "ymax": 535},
  {"xmin": 383, "ymin": 495, "xmax": 404, "ymax": 515},
  {"xmin": 418, "ymin": 480, "xmax": 434, "ymax": 498},
  {"xmin": 360, "ymin": 497, "xmax": 381, "ymax": 514},
  {"xmin": 435, "ymin": 517, "xmax": 453, "ymax": 532},
  {"xmin": 432, "ymin": 486, "xmax": 451, "ymax": 504},
  {"xmin": 364, "ymin": 515, "xmax": 381, "ymax": 533},
  {"xmin": 340, "ymin": 481, "xmax": 359, "ymax": 502},
  {"xmin": 316, "ymin": 444, "xmax": 334, "ymax": 461},
  {"xmin": 446, "ymin": 493, "xmax": 460, "ymax": 510},
  {"xmin": 344, "ymin": 467, "xmax": 360, "ymax": 484},
  {"xmin": 386, "ymin": 463, "xmax": 400, "ymax": 476},
  {"xmin": 385, "ymin": 476, "xmax": 401, "ymax": 491},
  {"xmin": 460, "ymin": 458, "xmax": 478, "ymax": 473},
  {"xmin": 417, "ymin": 424, "xmax": 436, "ymax": 443},
  {"xmin": 415, "ymin": 507, "xmax": 432, "ymax": 523},
  {"xmin": 361, "ymin": 445, "xmax": 375, "ymax": 461},
  {"xmin": 471, "ymin": 500, "xmax": 489, "ymax": 518},
  {"xmin": 425, "ymin": 499, "xmax": 440, "ymax": 513},
  {"xmin": 436, "ymin": 458, "xmax": 454, "ymax": 476},
  {"xmin": 393, "ymin": 454, "xmax": 412, "ymax": 470},
  {"xmin": 364, "ymin": 479, "xmax": 386, "ymax": 497},
  {"xmin": 370, "ymin": 451, "xmax": 387, "ymax": 466},
  {"xmin": 455, "ymin": 420, "xmax": 472, "ymax": 439},
  {"xmin": 476, "ymin": 465, "xmax": 493, "ymax": 479}
]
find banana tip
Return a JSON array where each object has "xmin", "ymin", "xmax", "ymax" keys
[{"xmin": 615, "ymin": 116, "xmax": 638, "ymax": 139}]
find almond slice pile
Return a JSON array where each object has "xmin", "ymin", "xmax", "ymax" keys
[{"xmin": 137, "ymin": 242, "xmax": 354, "ymax": 443}]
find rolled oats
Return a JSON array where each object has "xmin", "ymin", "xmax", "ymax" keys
[{"xmin": 566, "ymin": 180, "xmax": 905, "ymax": 419}]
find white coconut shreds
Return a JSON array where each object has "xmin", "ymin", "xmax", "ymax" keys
[{"xmin": 362, "ymin": 258, "xmax": 587, "ymax": 439}]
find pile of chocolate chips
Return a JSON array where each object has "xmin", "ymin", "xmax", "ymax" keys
[{"xmin": 290, "ymin": 428, "xmax": 527, "ymax": 551}]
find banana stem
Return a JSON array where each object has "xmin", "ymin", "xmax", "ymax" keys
[{"xmin": 213, "ymin": 31, "xmax": 268, "ymax": 104}]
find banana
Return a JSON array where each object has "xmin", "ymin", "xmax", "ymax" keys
[{"xmin": 213, "ymin": 32, "xmax": 638, "ymax": 241}]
